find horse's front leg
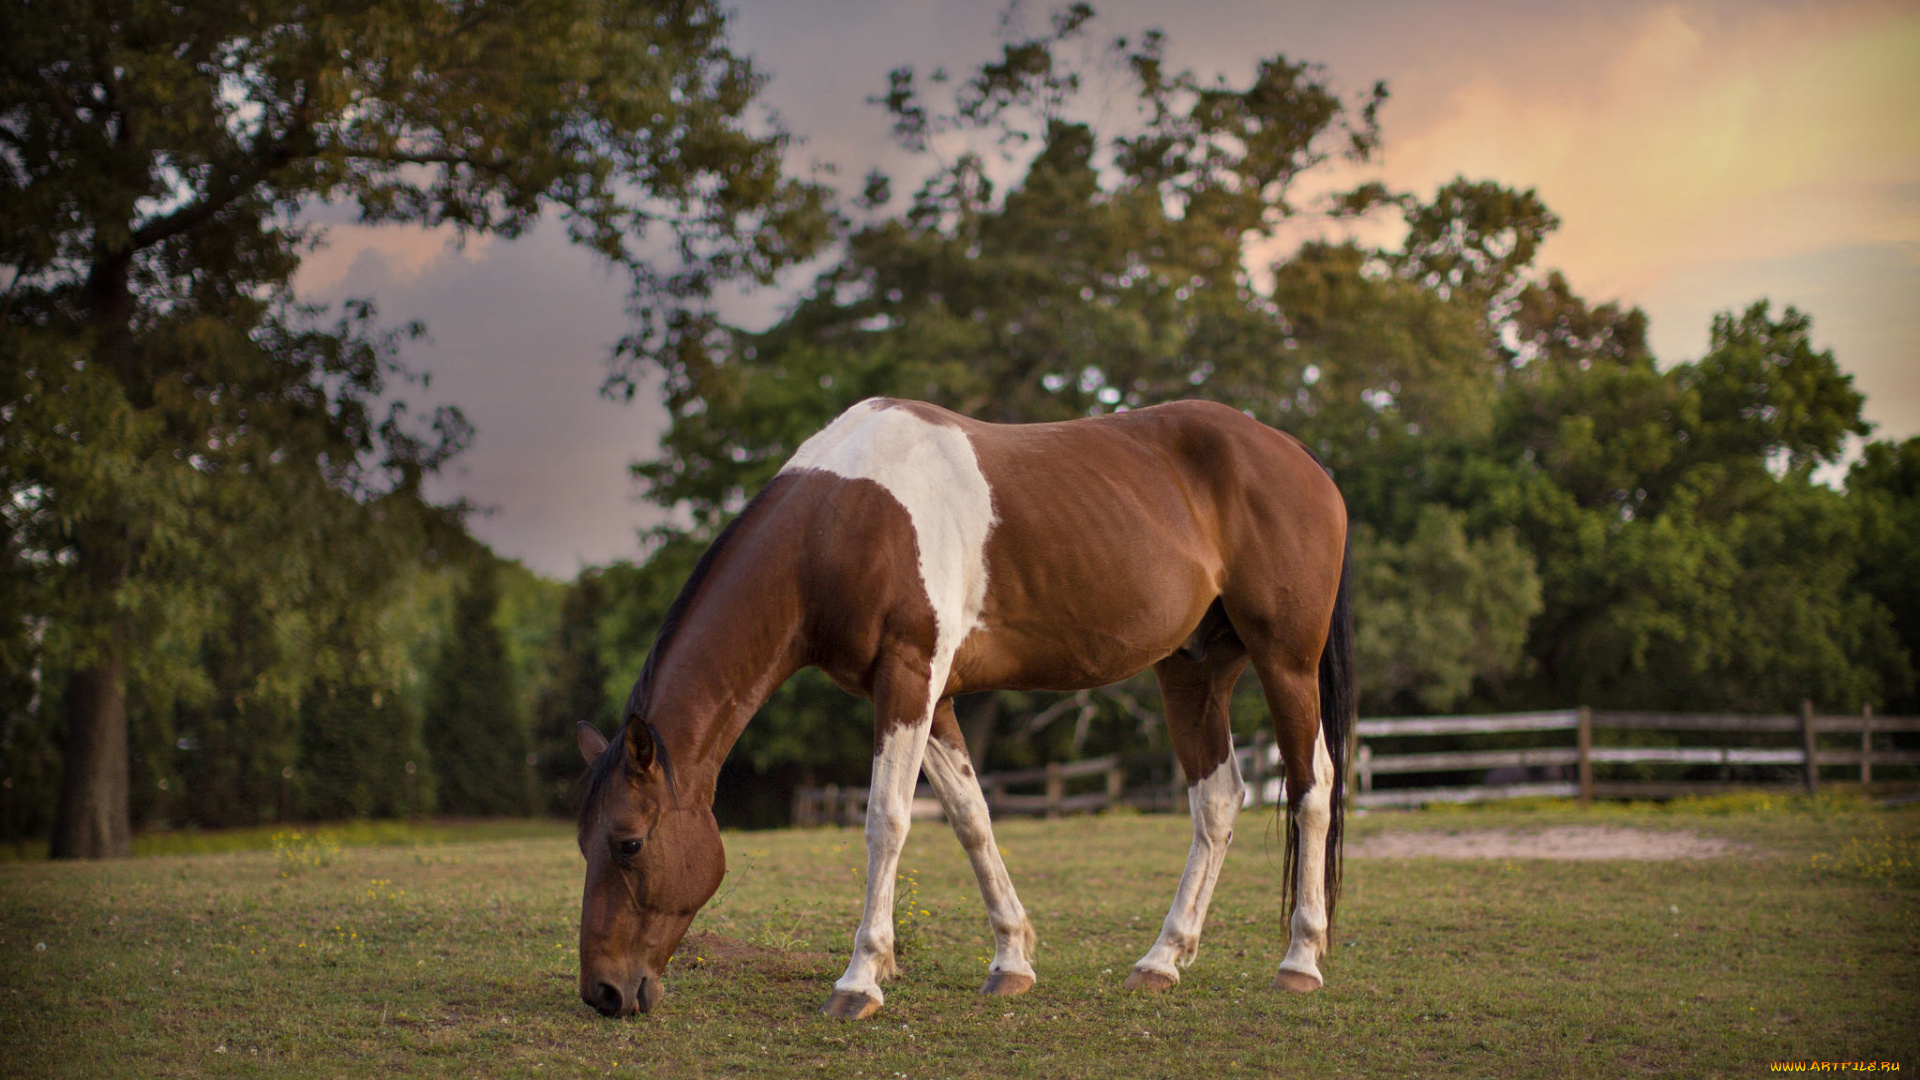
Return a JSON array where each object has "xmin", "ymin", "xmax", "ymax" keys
[
  {"xmin": 922, "ymin": 698, "xmax": 1037, "ymax": 996},
  {"xmin": 823, "ymin": 660, "xmax": 938, "ymax": 1019}
]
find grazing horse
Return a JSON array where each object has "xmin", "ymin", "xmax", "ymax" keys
[{"xmin": 574, "ymin": 397, "xmax": 1353, "ymax": 1019}]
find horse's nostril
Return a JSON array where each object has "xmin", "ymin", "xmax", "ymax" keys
[{"xmin": 588, "ymin": 981, "xmax": 625, "ymax": 1017}]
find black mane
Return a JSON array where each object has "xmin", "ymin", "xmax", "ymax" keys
[{"xmin": 577, "ymin": 476, "xmax": 794, "ymax": 840}]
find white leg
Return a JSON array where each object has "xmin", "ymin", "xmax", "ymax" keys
[
  {"xmin": 1131, "ymin": 753, "xmax": 1245, "ymax": 986},
  {"xmin": 1277, "ymin": 726, "xmax": 1335, "ymax": 989},
  {"xmin": 829, "ymin": 716, "xmax": 934, "ymax": 1014},
  {"xmin": 921, "ymin": 735, "xmax": 1037, "ymax": 992}
]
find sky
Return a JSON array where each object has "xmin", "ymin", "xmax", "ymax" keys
[{"xmin": 294, "ymin": 0, "xmax": 1920, "ymax": 579}]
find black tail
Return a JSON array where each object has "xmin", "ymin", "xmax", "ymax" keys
[
  {"xmin": 1319, "ymin": 538, "xmax": 1355, "ymax": 931},
  {"xmin": 1282, "ymin": 536, "xmax": 1355, "ymax": 933}
]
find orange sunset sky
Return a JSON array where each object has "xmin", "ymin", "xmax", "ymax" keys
[{"xmin": 294, "ymin": 0, "xmax": 1920, "ymax": 578}]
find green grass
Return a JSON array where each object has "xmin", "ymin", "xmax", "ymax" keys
[
  {"xmin": 0, "ymin": 817, "xmax": 571, "ymax": 863},
  {"xmin": 2, "ymin": 801, "xmax": 1915, "ymax": 1078}
]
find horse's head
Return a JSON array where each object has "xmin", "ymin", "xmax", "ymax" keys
[{"xmin": 574, "ymin": 721, "xmax": 724, "ymax": 1017}]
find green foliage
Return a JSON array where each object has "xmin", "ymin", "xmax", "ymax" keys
[
  {"xmin": 492, "ymin": 560, "xmax": 567, "ymax": 733},
  {"xmin": 1848, "ymin": 438, "xmax": 1920, "ymax": 712},
  {"xmin": 531, "ymin": 571, "xmax": 616, "ymax": 815},
  {"xmin": 634, "ymin": 11, "xmax": 1382, "ymax": 528},
  {"xmin": 424, "ymin": 559, "xmax": 531, "ymax": 816},
  {"xmin": 1351, "ymin": 506, "xmax": 1541, "ymax": 713},
  {"xmin": 1483, "ymin": 294, "xmax": 1905, "ymax": 711},
  {"xmin": 2, "ymin": 0, "xmax": 830, "ymax": 848}
]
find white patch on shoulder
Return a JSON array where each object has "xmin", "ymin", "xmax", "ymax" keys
[{"xmin": 781, "ymin": 399, "xmax": 996, "ymax": 670}]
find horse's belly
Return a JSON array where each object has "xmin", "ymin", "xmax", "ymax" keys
[
  {"xmin": 948, "ymin": 566, "xmax": 1213, "ymax": 693},
  {"xmin": 948, "ymin": 628, "xmax": 1169, "ymax": 693}
]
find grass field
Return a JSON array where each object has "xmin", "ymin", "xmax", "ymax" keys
[{"xmin": 3, "ymin": 797, "xmax": 1916, "ymax": 1078}]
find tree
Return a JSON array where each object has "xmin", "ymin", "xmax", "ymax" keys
[
  {"xmin": 424, "ymin": 559, "xmax": 528, "ymax": 816},
  {"xmin": 1478, "ymin": 288, "xmax": 1900, "ymax": 711},
  {"xmin": 2, "ymin": 0, "xmax": 832, "ymax": 855},
  {"xmin": 632, "ymin": 6, "xmax": 1384, "ymax": 527},
  {"xmin": 1351, "ymin": 506, "xmax": 1540, "ymax": 714},
  {"xmin": 597, "ymin": 5, "xmax": 1903, "ymax": 816},
  {"xmin": 531, "ymin": 572, "xmax": 615, "ymax": 815},
  {"xmin": 1848, "ymin": 438, "xmax": 1920, "ymax": 713}
]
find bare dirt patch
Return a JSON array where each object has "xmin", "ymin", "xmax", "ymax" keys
[
  {"xmin": 1348, "ymin": 825, "xmax": 1747, "ymax": 860},
  {"xmin": 671, "ymin": 930, "xmax": 831, "ymax": 981}
]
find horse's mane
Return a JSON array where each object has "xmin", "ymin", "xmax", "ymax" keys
[{"xmin": 577, "ymin": 476, "xmax": 792, "ymax": 841}]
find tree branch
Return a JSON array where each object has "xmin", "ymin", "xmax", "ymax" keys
[
  {"xmin": 129, "ymin": 98, "xmax": 312, "ymax": 252},
  {"xmin": 34, "ymin": 69, "xmax": 89, "ymax": 134}
]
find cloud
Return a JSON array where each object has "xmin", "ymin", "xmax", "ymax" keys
[
  {"xmin": 1381, "ymin": 2, "xmax": 1920, "ymax": 297},
  {"xmin": 294, "ymin": 222, "xmax": 493, "ymax": 297},
  {"xmin": 297, "ymin": 216, "xmax": 671, "ymax": 578}
]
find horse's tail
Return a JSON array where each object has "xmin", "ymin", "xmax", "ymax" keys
[
  {"xmin": 1283, "ymin": 534, "xmax": 1354, "ymax": 934},
  {"xmin": 1318, "ymin": 536, "xmax": 1355, "ymax": 932}
]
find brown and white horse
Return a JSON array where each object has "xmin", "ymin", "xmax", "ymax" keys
[{"xmin": 574, "ymin": 397, "xmax": 1354, "ymax": 1019}]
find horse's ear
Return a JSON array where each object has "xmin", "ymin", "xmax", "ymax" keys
[
  {"xmin": 626, "ymin": 720, "xmax": 657, "ymax": 773},
  {"xmin": 577, "ymin": 722, "xmax": 609, "ymax": 764}
]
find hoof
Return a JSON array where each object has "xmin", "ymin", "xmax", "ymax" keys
[
  {"xmin": 980, "ymin": 971, "xmax": 1035, "ymax": 997},
  {"xmin": 1272, "ymin": 968, "xmax": 1323, "ymax": 993},
  {"xmin": 1124, "ymin": 968, "xmax": 1178, "ymax": 993},
  {"xmin": 821, "ymin": 989, "xmax": 882, "ymax": 1020}
]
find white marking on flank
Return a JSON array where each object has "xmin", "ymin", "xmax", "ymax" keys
[{"xmin": 1134, "ymin": 754, "xmax": 1244, "ymax": 981}]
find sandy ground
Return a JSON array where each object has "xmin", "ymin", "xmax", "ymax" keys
[{"xmin": 1347, "ymin": 825, "xmax": 1746, "ymax": 860}]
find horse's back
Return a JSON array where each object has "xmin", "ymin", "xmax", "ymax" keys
[{"xmin": 941, "ymin": 399, "xmax": 1345, "ymax": 692}]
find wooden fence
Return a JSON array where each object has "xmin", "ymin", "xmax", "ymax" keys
[
  {"xmin": 791, "ymin": 704, "xmax": 1919, "ymax": 824},
  {"xmin": 792, "ymin": 755, "xmax": 1125, "ymax": 827},
  {"xmin": 1353, "ymin": 704, "xmax": 1920, "ymax": 807}
]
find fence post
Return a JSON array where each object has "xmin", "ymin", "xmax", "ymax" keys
[
  {"xmin": 793, "ymin": 787, "xmax": 811, "ymax": 827},
  {"xmin": 822, "ymin": 783, "xmax": 840, "ymax": 826},
  {"xmin": 1861, "ymin": 704, "xmax": 1873, "ymax": 786},
  {"xmin": 1577, "ymin": 706, "xmax": 1593, "ymax": 806},
  {"xmin": 1356, "ymin": 743, "xmax": 1373, "ymax": 796},
  {"xmin": 1045, "ymin": 763, "xmax": 1064, "ymax": 819},
  {"xmin": 1800, "ymin": 700, "xmax": 1819, "ymax": 796},
  {"xmin": 1106, "ymin": 762, "xmax": 1125, "ymax": 809}
]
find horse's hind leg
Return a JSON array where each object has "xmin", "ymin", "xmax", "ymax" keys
[
  {"xmin": 1247, "ymin": 650, "xmax": 1335, "ymax": 992},
  {"xmin": 922, "ymin": 699, "xmax": 1037, "ymax": 996},
  {"xmin": 1126, "ymin": 648, "xmax": 1248, "ymax": 991}
]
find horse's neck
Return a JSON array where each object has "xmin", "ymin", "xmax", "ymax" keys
[{"xmin": 647, "ymin": 546, "xmax": 807, "ymax": 800}]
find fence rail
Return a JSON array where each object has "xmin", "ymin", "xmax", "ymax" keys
[
  {"xmin": 1354, "ymin": 704, "xmax": 1917, "ymax": 807},
  {"xmin": 792, "ymin": 704, "xmax": 1917, "ymax": 824},
  {"xmin": 793, "ymin": 754, "xmax": 1126, "ymax": 826}
]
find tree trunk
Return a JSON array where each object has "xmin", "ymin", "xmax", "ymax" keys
[
  {"xmin": 50, "ymin": 627, "xmax": 133, "ymax": 859},
  {"xmin": 50, "ymin": 250, "xmax": 139, "ymax": 859}
]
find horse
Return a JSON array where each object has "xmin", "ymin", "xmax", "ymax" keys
[{"xmin": 574, "ymin": 396, "xmax": 1354, "ymax": 1019}]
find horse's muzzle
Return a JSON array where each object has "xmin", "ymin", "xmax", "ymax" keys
[{"xmin": 583, "ymin": 974, "xmax": 664, "ymax": 1017}]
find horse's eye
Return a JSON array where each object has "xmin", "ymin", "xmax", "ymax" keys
[{"xmin": 615, "ymin": 838, "xmax": 643, "ymax": 860}]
